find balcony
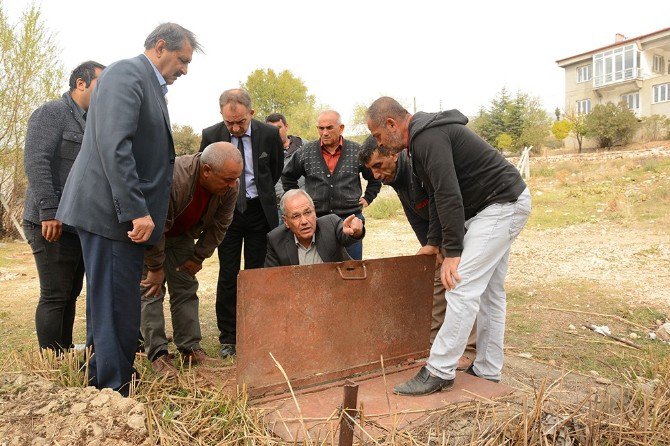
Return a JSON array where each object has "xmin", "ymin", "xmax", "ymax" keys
[{"xmin": 593, "ymin": 67, "xmax": 642, "ymax": 88}]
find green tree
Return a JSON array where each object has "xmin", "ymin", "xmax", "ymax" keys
[
  {"xmin": 0, "ymin": 2, "xmax": 63, "ymax": 237},
  {"xmin": 242, "ymin": 68, "xmax": 320, "ymax": 141},
  {"xmin": 564, "ymin": 110, "xmax": 588, "ymax": 153},
  {"xmin": 172, "ymin": 124, "xmax": 200, "ymax": 155},
  {"xmin": 495, "ymin": 133, "xmax": 513, "ymax": 151},
  {"xmin": 551, "ymin": 119, "xmax": 572, "ymax": 141},
  {"xmin": 471, "ymin": 88, "xmax": 550, "ymax": 153},
  {"xmin": 585, "ymin": 102, "xmax": 639, "ymax": 149},
  {"xmin": 640, "ymin": 114, "xmax": 670, "ymax": 142}
]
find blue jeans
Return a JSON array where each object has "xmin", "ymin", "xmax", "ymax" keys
[{"xmin": 344, "ymin": 212, "xmax": 365, "ymax": 260}]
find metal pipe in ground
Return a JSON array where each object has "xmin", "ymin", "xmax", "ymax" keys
[{"xmin": 338, "ymin": 380, "xmax": 359, "ymax": 446}]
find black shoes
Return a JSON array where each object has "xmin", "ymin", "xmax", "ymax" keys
[
  {"xmin": 393, "ymin": 366, "xmax": 454, "ymax": 396},
  {"xmin": 219, "ymin": 343, "xmax": 236, "ymax": 359},
  {"xmin": 464, "ymin": 365, "xmax": 500, "ymax": 383}
]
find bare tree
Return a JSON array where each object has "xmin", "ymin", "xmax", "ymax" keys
[{"xmin": 0, "ymin": 3, "xmax": 63, "ymax": 237}]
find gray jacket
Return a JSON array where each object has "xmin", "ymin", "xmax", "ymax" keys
[
  {"xmin": 57, "ymin": 55, "xmax": 175, "ymax": 245},
  {"xmin": 23, "ymin": 92, "xmax": 86, "ymax": 232}
]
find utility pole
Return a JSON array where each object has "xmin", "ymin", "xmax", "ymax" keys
[{"xmin": 413, "ymin": 97, "xmax": 416, "ymax": 114}]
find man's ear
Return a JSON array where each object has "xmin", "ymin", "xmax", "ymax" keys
[
  {"xmin": 386, "ymin": 117, "xmax": 397, "ymax": 130},
  {"xmin": 154, "ymin": 39, "xmax": 167, "ymax": 56},
  {"xmin": 282, "ymin": 216, "xmax": 289, "ymax": 229},
  {"xmin": 75, "ymin": 78, "xmax": 86, "ymax": 91},
  {"xmin": 249, "ymin": 109, "xmax": 255, "ymax": 117}
]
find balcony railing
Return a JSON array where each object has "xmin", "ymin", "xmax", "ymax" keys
[{"xmin": 593, "ymin": 68, "xmax": 642, "ymax": 88}]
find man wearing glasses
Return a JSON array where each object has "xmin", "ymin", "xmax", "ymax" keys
[{"xmin": 265, "ymin": 189, "xmax": 364, "ymax": 267}]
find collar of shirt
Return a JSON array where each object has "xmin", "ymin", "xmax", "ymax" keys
[
  {"xmin": 294, "ymin": 233, "xmax": 316, "ymax": 249},
  {"xmin": 68, "ymin": 93, "xmax": 87, "ymax": 120},
  {"xmin": 320, "ymin": 136, "xmax": 343, "ymax": 152},
  {"xmin": 142, "ymin": 54, "xmax": 168, "ymax": 95}
]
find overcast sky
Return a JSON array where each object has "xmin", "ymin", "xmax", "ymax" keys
[{"xmin": 4, "ymin": 0, "xmax": 669, "ymax": 135}]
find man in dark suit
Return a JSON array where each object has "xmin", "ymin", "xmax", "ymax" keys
[
  {"xmin": 199, "ymin": 89, "xmax": 283, "ymax": 359},
  {"xmin": 56, "ymin": 23, "xmax": 201, "ymax": 396},
  {"xmin": 265, "ymin": 189, "xmax": 364, "ymax": 267}
]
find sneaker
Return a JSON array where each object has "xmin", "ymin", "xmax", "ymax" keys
[
  {"xmin": 219, "ymin": 344, "xmax": 236, "ymax": 359},
  {"xmin": 464, "ymin": 365, "xmax": 500, "ymax": 383},
  {"xmin": 151, "ymin": 353, "xmax": 178, "ymax": 379},
  {"xmin": 393, "ymin": 366, "xmax": 454, "ymax": 396}
]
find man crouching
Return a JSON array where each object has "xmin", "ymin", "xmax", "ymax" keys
[
  {"xmin": 141, "ymin": 142, "xmax": 243, "ymax": 377},
  {"xmin": 265, "ymin": 190, "xmax": 364, "ymax": 267}
]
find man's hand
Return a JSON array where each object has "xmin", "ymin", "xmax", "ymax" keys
[
  {"xmin": 140, "ymin": 268, "xmax": 165, "ymax": 298},
  {"xmin": 342, "ymin": 214, "xmax": 364, "ymax": 238},
  {"xmin": 41, "ymin": 219, "xmax": 62, "ymax": 242},
  {"xmin": 441, "ymin": 256, "xmax": 461, "ymax": 291},
  {"xmin": 128, "ymin": 215, "xmax": 154, "ymax": 243},
  {"xmin": 359, "ymin": 197, "xmax": 369, "ymax": 208},
  {"xmin": 176, "ymin": 259, "xmax": 202, "ymax": 277},
  {"xmin": 416, "ymin": 245, "xmax": 444, "ymax": 266}
]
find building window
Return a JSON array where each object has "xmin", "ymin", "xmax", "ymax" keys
[
  {"xmin": 653, "ymin": 54, "xmax": 665, "ymax": 74},
  {"xmin": 653, "ymin": 83, "xmax": 669, "ymax": 103},
  {"xmin": 593, "ymin": 44, "xmax": 638, "ymax": 87},
  {"xmin": 577, "ymin": 99, "xmax": 591, "ymax": 114},
  {"xmin": 577, "ymin": 65, "xmax": 592, "ymax": 83},
  {"xmin": 621, "ymin": 92, "xmax": 640, "ymax": 111}
]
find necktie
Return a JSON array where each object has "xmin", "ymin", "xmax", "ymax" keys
[{"xmin": 236, "ymin": 136, "xmax": 247, "ymax": 213}]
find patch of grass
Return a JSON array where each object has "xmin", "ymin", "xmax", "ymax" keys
[
  {"xmin": 364, "ymin": 196, "xmax": 404, "ymax": 220},
  {"xmin": 506, "ymin": 280, "xmax": 670, "ymax": 379}
]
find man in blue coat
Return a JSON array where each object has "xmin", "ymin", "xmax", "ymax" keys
[{"xmin": 57, "ymin": 23, "xmax": 201, "ymax": 396}]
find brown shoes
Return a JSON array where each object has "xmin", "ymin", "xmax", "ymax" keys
[
  {"xmin": 457, "ymin": 355, "xmax": 474, "ymax": 371},
  {"xmin": 181, "ymin": 348, "xmax": 220, "ymax": 367},
  {"xmin": 151, "ymin": 353, "xmax": 178, "ymax": 379}
]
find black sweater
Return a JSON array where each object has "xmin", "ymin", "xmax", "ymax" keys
[
  {"xmin": 408, "ymin": 110, "xmax": 526, "ymax": 257},
  {"xmin": 282, "ymin": 138, "xmax": 382, "ymax": 217}
]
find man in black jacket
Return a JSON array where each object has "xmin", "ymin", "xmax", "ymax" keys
[
  {"xmin": 265, "ymin": 112, "xmax": 304, "ymax": 220},
  {"xmin": 23, "ymin": 61, "xmax": 104, "ymax": 353},
  {"xmin": 359, "ymin": 136, "xmax": 476, "ymax": 368},
  {"xmin": 366, "ymin": 97, "xmax": 531, "ymax": 395},
  {"xmin": 282, "ymin": 110, "xmax": 381, "ymax": 260},
  {"xmin": 265, "ymin": 189, "xmax": 364, "ymax": 267},
  {"xmin": 199, "ymin": 89, "xmax": 283, "ymax": 359}
]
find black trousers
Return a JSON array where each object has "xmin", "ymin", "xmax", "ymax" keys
[
  {"xmin": 216, "ymin": 198, "xmax": 270, "ymax": 344},
  {"xmin": 23, "ymin": 220, "xmax": 85, "ymax": 352},
  {"xmin": 79, "ymin": 229, "xmax": 145, "ymax": 397}
]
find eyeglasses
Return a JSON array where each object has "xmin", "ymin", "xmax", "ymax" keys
[{"xmin": 284, "ymin": 208, "xmax": 314, "ymax": 223}]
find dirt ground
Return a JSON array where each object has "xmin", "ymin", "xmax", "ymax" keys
[{"xmin": 1, "ymin": 146, "xmax": 669, "ymax": 444}]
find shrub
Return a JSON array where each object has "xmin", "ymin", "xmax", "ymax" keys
[{"xmin": 585, "ymin": 102, "xmax": 639, "ymax": 148}]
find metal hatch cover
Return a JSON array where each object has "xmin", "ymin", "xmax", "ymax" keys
[{"xmin": 236, "ymin": 255, "xmax": 434, "ymax": 397}]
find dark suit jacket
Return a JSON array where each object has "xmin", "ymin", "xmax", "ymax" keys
[
  {"xmin": 264, "ymin": 214, "xmax": 364, "ymax": 267},
  {"xmin": 200, "ymin": 119, "xmax": 283, "ymax": 228},
  {"xmin": 57, "ymin": 55, "xmax": 174, "ymax": 245}
]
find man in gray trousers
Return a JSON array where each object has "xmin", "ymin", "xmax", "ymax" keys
[
  {"xmin": 57, "ymin": 23, "xmax": 201, "ymax": 396},
  {"xmin": 140, "ymin": 143, "xmax": 242, "ymax": 378},
  {"xmin": 23, "ymin": 61, "xmax": 104, "ymax": 353}
]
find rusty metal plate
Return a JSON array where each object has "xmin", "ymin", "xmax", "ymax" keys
[
  {"xmin": 259, "ymin": 363, "xmax": 515, "ymax": 442},
  {"xmin": 237, "ymin": 255, "xmax": 434, "ymax": 396}
]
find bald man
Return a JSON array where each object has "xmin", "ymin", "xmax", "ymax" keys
[
  {"xmin": 282, "ymin": 110, "xmax": 381, "ymax": 260},
  {"xmin": 141, "ymin": 142, "xmax": 242, "ymax": 377}
]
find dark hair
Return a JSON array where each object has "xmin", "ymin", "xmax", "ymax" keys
[
  {"xmin": 358, "ymin": 135, "xmax": 392, "ymax": 165},
  {"xmin": 266, "ymin": 113, "xmax": 287, "ymax": 125},
  {"xmin": 144, "ymin": 22, "xmax": 203, "ymax": 53},
  {"xmin": 219, "ymin": 88, "xmax": 252, "ymax": 110},
  {"xmin": 366, "ymin": 96, "xmax": 410, "ymax": 127},
  {"xmin": 68, "ymin": 61, "xmax": 105, "ymax": 91}
]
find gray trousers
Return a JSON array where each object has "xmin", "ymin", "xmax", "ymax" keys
[{"xmin": 140, "ymin": 234, "xmax": 202, "ymax": 361}]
